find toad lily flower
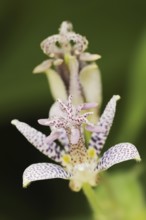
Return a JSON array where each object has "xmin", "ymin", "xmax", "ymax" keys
[
  {"xmin": 11, "ymin": 95, "xmax": 141, "ymax": 192},
  {"xmin": 33, "ymin": 21, "xmax": 102, "ymax": 113}
]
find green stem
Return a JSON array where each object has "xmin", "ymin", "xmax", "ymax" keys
[
  {"xmin": 82, "ymin": 183, "xmax": 101, "ymax": 220},
  {"xmin": 82, "ymin": 177, "xmax": 119, "ymax": 220}
]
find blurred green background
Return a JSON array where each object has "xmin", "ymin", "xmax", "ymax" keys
[{"xmin": 1, "ymin": 0, "xmax": 146, "ymax": 219}]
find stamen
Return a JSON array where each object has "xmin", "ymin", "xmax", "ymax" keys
[{"xmin": 45, "ymin": 130, "xmax": 62, "ymax": 144}]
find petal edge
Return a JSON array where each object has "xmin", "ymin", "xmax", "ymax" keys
[
  {"xmin": 23, "ymin": 163, "xmax": 71, "ymax": 187},
  {"xmin": 97, "ymin": 143, "xmax": 141, "ymax": 172}
]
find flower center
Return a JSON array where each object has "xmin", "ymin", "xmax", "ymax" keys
[{"xmin": 66, "ymin": 126, "xmax": 87, "ymax": 164}]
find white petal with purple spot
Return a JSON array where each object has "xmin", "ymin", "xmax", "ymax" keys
[
  {"xmin": 97, "ymin": 143, "xmax": 141, "ymax": 172},
  {"xmin": 23, "ymin": 163, "xmax": 71, "ymax": 187},
  {"xmin": 89, "ymin": 95, "xmax": 120, "ymax": 155},
  {"xmin": 11, "ymin": 119, "xmax": 63, "ymax": 162}
]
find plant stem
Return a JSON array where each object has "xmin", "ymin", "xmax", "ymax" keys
[{"xmin": 82, "ymin": 183, "xmax": 101, "ymax": 220}]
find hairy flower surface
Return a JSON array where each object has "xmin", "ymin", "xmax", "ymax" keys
[
  {"xmin": 33, "ymin": 21, "xmax": 102, "ymax": 112},
  {"xmin": 11, "ymin": 95, "xmax": 141, "ymax": 191}
]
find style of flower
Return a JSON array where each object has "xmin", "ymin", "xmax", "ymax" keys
[
  {"xmin": 33, "ymin": 21, "xmax": 102, "ymax": 112},
  {"xmin": 11, "ymin": 95, "xmax": 141, "ymax": 192}
]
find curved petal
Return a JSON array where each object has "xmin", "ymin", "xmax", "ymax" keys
[
  {"xmin": 45, "ymin": 69, "xmax": 67, "ymax": 100},
  {"xmin": 88, "ymin": 95, "xmax": 120, "ymax": 155},
  {"xmin": 79, "ymin": 63, "xmax": 102, "ymax": 122},
  {"xmin": 23, "ymin": 163, "xmax": 71, "ymax": 187},
  {"xmin": 79, "ymin": 63, "xmax": 102, "ymax": 105},
  {"xmin": 79, "ymin": 52, "xmax": 101, "ymax": 62},
  {"xmin": 11, "ymin": 119, "xmax": 63, "ymax": 163},
  {"xmin": 57, "ymin": 128, "xmax": 70, "ymax": 152},
  {"xmin": 33, "ymin": 59, "xmax": 53, "ymax": 73},
  {"xmin": 97, "ymin": 143, "xmax": 141, "ymax": 172}
]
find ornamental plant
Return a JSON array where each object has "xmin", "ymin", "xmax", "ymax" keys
[{"xmin": 11, "ymin": 21, "xmax": 142, "ymax": 220}]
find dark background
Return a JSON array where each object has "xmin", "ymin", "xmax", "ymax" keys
[{"xmin": 1, "ymin": 0, "xmax": 146, "ymax": 219}]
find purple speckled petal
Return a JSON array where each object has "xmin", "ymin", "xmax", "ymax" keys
[
  {"xmin": 23, "ymin": 163, "xmax": 71, "ymax": 187},
  {"xmin": 97, "ymin": 143, "xmax": 141, "ymax": 172},
  {"xmin": 88, "ymin": 95, "xmax": 120, "ymax": 156},
  {"xmin": 56, "ymin": 128, "xmax": 70, "ymax": 152},
  {"xmin": 11, "ymin": 119, "xmax": 63, "ymax": 163}
]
